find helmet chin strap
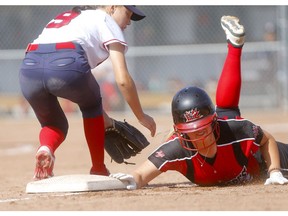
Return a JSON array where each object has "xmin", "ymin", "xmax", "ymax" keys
[{"xmin": 176, "ymin": 122, "xmax": 220, "ymax": 151}]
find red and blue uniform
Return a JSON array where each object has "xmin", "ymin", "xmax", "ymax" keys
[{"xmin": 18, "ymin": 8, "xmax": 128, "ymax": 174}]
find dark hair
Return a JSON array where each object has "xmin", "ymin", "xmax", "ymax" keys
[{"xmin": 72, "ymin": 5, "xmax": 98, "ymax": 13}]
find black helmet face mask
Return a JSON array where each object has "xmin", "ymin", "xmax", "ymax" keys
[{"xmin": 171, "ymin": 86, "xmax": 220, "ymax": 151}]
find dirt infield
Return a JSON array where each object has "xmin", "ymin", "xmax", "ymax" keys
[{"xmin": 1, "ymin": 109, "xmax": 288, "ymax": 211}]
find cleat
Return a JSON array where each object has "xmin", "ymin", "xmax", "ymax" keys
[
  {"xmin": 33, "ymin": 146, "xmax": 55, "ymax": 180},
  {"xmin": 221, "ymin": 15, "xmax": 245, "ymax": 47}
]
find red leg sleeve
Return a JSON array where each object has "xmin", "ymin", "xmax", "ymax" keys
[
  {"xmin": 39, "ymin": 126, "xmax": 65, "ymax": 154},
  {"xmin": 83, "ymin": 115, "xmax": 107, "ymax": 173},
  {"xmin": 216, "ymin": 43, "xmax": 243, "ymax": 108}
]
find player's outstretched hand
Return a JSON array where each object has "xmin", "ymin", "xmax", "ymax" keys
[
  {"xmin": 138, "ymin": 113, "xmax": 156, "ymax": 137},
  {"xmin": 110, "ymin": 173, "xmax": 137, "ymax": 190},
  {"xmin": 264, "ymin": 171, "xmax": 288, "ymax": 185}
]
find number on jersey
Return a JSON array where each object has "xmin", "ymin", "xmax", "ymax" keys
[{"xmin": 46, "ymin": 11, "xmax": 79, "ymax": 28}]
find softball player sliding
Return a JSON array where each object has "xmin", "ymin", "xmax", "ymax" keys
[
  {"xmin": 19, "ymin": 5, "xmax": 156, "ymax": 180},
  {"xmin": 111, "ymin": 15, "xmax": 288, "ymax": 189}
]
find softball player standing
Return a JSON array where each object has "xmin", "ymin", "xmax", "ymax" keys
[{"xmin": 19, "ymin": 5, "xmax": 156, "ymax": 180}]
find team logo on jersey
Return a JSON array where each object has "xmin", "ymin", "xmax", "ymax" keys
[
  {"xmin": 252, "ymin": 125, "xmax": 259, "ymax": 138},
  {"xmin": 183, "ymin": 108, "xmax": 203, "ymax": 122},
  {"xmin": 155, "ymin": 150, "xmax": 165, "ymax": 158},
  {"xmin": 226, "ymin": 166, "xmax": 252, "ymax": 185}
]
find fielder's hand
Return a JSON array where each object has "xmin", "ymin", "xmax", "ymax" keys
[
  {"xmin": 110, "ymin": 173, "xmax": 137, "ymax": 190},
  {"xmin": 264, "ymin": 171, "xmax": 288, "ymax": 185}
]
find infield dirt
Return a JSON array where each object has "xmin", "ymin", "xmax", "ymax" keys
[{"xmin": 1, "ymin": 110, "xmax": 288, "ymax": 211}]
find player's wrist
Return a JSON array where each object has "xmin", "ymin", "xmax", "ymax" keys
[{"xmin": 268, "ymin": 167, "xmax": 281, "ymax": 175}]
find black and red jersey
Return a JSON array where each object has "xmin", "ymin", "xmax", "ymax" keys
[{"xmin": 148, "ymin": 114, "xmax": 264, "ymax": 186}]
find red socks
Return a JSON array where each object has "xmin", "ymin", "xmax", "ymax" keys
[
  {"xmin": 83, "ymin": 115, "xmax": 108, "ymax": 175},
  {"xmin": 216, "ymin": 43, "xmax": 242, "ymax": 108},
  {"xmin": 39, "ymin": 126, "xmax": 65, "ymax": 154},
  {"xmin": 38, "ymin": 116, "xmax": 108, "ymax": 175}
]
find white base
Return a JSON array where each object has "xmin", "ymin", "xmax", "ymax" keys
[{"xmin": 26, "ymin": 174, "xmax": 128, "ymax": 193}]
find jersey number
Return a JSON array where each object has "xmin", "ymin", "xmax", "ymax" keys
[{"xmin": 46, "ymin": 11, "xmax": 79, "ymax": 28}]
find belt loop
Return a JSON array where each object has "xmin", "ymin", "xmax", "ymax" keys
[
  {"xmin": 26, "ymin": 44, "xmax": 39, "ymax": 52},
  {"xmin": 25, "ymin": 44, "xmax": 31, "ymax": 52}
]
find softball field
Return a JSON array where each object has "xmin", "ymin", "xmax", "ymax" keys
[{"xmin": 1, "ymin": 109, "xmax": 288, "ymax": 212}]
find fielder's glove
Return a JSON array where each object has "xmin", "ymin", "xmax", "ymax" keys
[
  {"xmin": 264, "ymin": 170, "xmax": 288, "ymax": 185},
  {"xmin": 109, "ymin": 173, "xmax": 137, "ymax": 190},
  {"xmin": 104, "ymin": 118, "xmax": 150, "ymax": 164}
]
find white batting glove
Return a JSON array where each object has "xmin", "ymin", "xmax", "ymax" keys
[
  {"xmin": 109, "ymin": 173, "xmax": 137, "ymax": 190},
  {"xmin": 264, "ymin": 171, "xmax": 288, "ymax": 185}
]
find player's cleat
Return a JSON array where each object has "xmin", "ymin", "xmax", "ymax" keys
[
  {"xmin": 221, "ymin": 15, "xmax": 245, "ymax": 47},
  {"xmin": 33, "ymin": 146, "xmax": 55, "ymax": 180}
]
